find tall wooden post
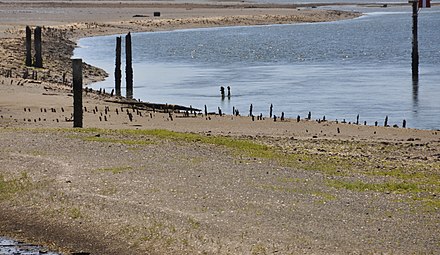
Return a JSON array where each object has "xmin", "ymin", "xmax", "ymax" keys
[
  {"xmin": 72, "ymin": 59, "xmax": 83, "ymax": 128},
  {"xmin": 25, "ymin": 26, "xmax": 32, "ymax": 67},
  {"xmin": 411, "ymin": 0, "xmax": 419, "ymax": 78},
  {"xmin": 125, "ymin": 32, "xmax": 133, "ymax": 99},
  {"xmin": 34, "ymin": 26, "xmax": 43, "ymax": 68},
  {"xmin": 115, "ymin": 36, "xmax": 122, "ymax": 97}
]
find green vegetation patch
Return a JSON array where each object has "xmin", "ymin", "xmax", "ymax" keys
[
  {"xmin": 82, "ymin": 135, "xmax": 154, "ymax": 146},
  {"xmin": 0, "ymin": 172, "xmax": 33, "ymax": 200},
  {"xmin": 121, "ymin": 129, "xmax": 276, "ymax": 158},
  {"xmin": 327, "ymin": 179, "xmax": 421, "ymax": 194},
  {"xmin": 15, "ymin": 128, "xmax": 440, "ymax": 200},
  {"xmin": 68, "ymin": 207, "xmax": 83, "ymax": 219}
]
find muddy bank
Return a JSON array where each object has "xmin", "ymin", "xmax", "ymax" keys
[{"xmin": 0, "ymin": 128, "xmax": 438, "ymax": 254}]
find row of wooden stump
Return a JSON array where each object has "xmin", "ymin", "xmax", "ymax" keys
[
  {"xmin": 206, "ymin": 102, "xmax": 408, "ymax": 128},
  {"xmin": 23, "ymin": 25, "xmax": 408, "ymax": 129}
]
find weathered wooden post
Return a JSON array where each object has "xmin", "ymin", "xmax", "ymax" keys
[
  {"xmin": 384, "ymin": 116, "xmax": 388, "ymax": 127},
  {"xmin": 115, "ymin": 36, "xmax": 122, "ymax": 97},
  {"xmin": 72, "ymin": 59, "xmax": 83, "ymax": 128},
  {"xmin": 125, "ymin": 32, "xmax": 133, "ymax": 99},
  {"xmin": 25, "ymin": 26, "xmax": 32, "ymax": 67},
  {"xmin": 410, "ymin": 0, "xmax": 419, "ymax": 78},
  {"xmin": 269, "ymin": 104, "xmax": 273, "ymax": 118},
  {"xmin": 220, "ymin": 86, "xmax": 225, "ymax": 99},
  {"xmin": 249, "ymin": 104, "xmax": 253, "ymax": 117},
  {"xmin": 34, "ymin": 26, "xmax": 43, "ymax": 68}
]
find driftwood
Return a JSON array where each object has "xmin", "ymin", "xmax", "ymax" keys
[{"xmin": 104, "ymin": 99, "xmax": 201, "ymax": 113}]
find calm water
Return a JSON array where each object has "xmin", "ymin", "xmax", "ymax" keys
[{"xmin": 74, "ymin": 7, "xmax": 440, "ymax": 130}]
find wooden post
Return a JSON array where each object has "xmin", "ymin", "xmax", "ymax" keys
[
  {"xmin": 269, "ymin": 104, "xmax": 273, "ymax": 118},
  {"xmin": 72, "ymin": 59, "xmax": 83, "ymax": 128},
  {"xmin": 125, "ymin": 33, "xmax": 133, "ymax": 99},
  {"xmin": 34, "ymin": 26, "xmax": 43, "ymax": 68},
  {"xmin": 411, "ymin": 0, "xmax": 419, "ymax": 78},
  {"xmin": 25, "ymin": 26, "xmax": 32, "ymax": 67},
  {"xmin": 115, "ymin": 36, "xmax": 122, "ymax": 97}
]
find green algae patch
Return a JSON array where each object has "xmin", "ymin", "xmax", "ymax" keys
[
  {"xmin": 0, "ymin": 172, "xmax": 33, "ymax": 200},
  {"xmin": 82, "ymin": 135, "xmax": 154, "ymax": 146},
  {"xmin": 327, "ymin": 180, "xmax": 421, "ymax": 194}
]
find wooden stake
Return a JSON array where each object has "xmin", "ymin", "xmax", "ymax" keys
[
  {"xmin": 125, "ymin": 33, "xmax": 133, "ymax": 99},
  {"xmin": 115, "ymin": 36, "xmax": 122, "ymax": 96},
  {"xmin": 411, "ymin": 0, "xmax": 419, "ymax": 78},
  {"xmin": 72, "ymin": 59, "xmax": 83, "ymax": 128},
  {"xmin": 25, "ymin": 26, "xmax": 32, "ymax": 67},
  {"xmin": 269, "ymin": 104, "xmax": 273, "ymax": 118},
  {"xmin": 34, "ymin": 26, "xmax": 43, "ymax": 68}
]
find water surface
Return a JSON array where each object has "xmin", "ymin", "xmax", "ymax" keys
[
  {"xmin": 0, "ymin": 237, "xmax": 61, "ymax": 255},
  {"xmin": 74, "ymin": 7, "xmax": 440, "ymax": 129}
]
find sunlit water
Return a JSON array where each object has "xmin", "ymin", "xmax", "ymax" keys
[{"xmin": 74, "ymin": 7, "xmax": 440, "ymax": 130}]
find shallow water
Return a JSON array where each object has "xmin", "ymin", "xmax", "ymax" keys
[
  {"xmin": 0, "ymin": 237, "xmax": 61, "ymax": 255},
  {"xmin": 74, "ymin": 6, "xmax": 440, "ymax": 130}
]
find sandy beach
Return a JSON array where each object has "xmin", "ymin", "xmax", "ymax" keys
[{"xmin": 1, "ymin": 1, "xmax": 439, "ymax": 254}]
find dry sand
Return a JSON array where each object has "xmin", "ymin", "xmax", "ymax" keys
[{"xmin": 1, "ymin": 1, "xmax": 439, "ymax": 255}]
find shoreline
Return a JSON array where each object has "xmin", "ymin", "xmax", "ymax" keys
[
  {"xmin": 0, "ymin": 2, "xmax": 362, "ymax": 84},
  {"xmin": 1, "ymin": 2, "xmax": 439, "ymax": 255}
]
